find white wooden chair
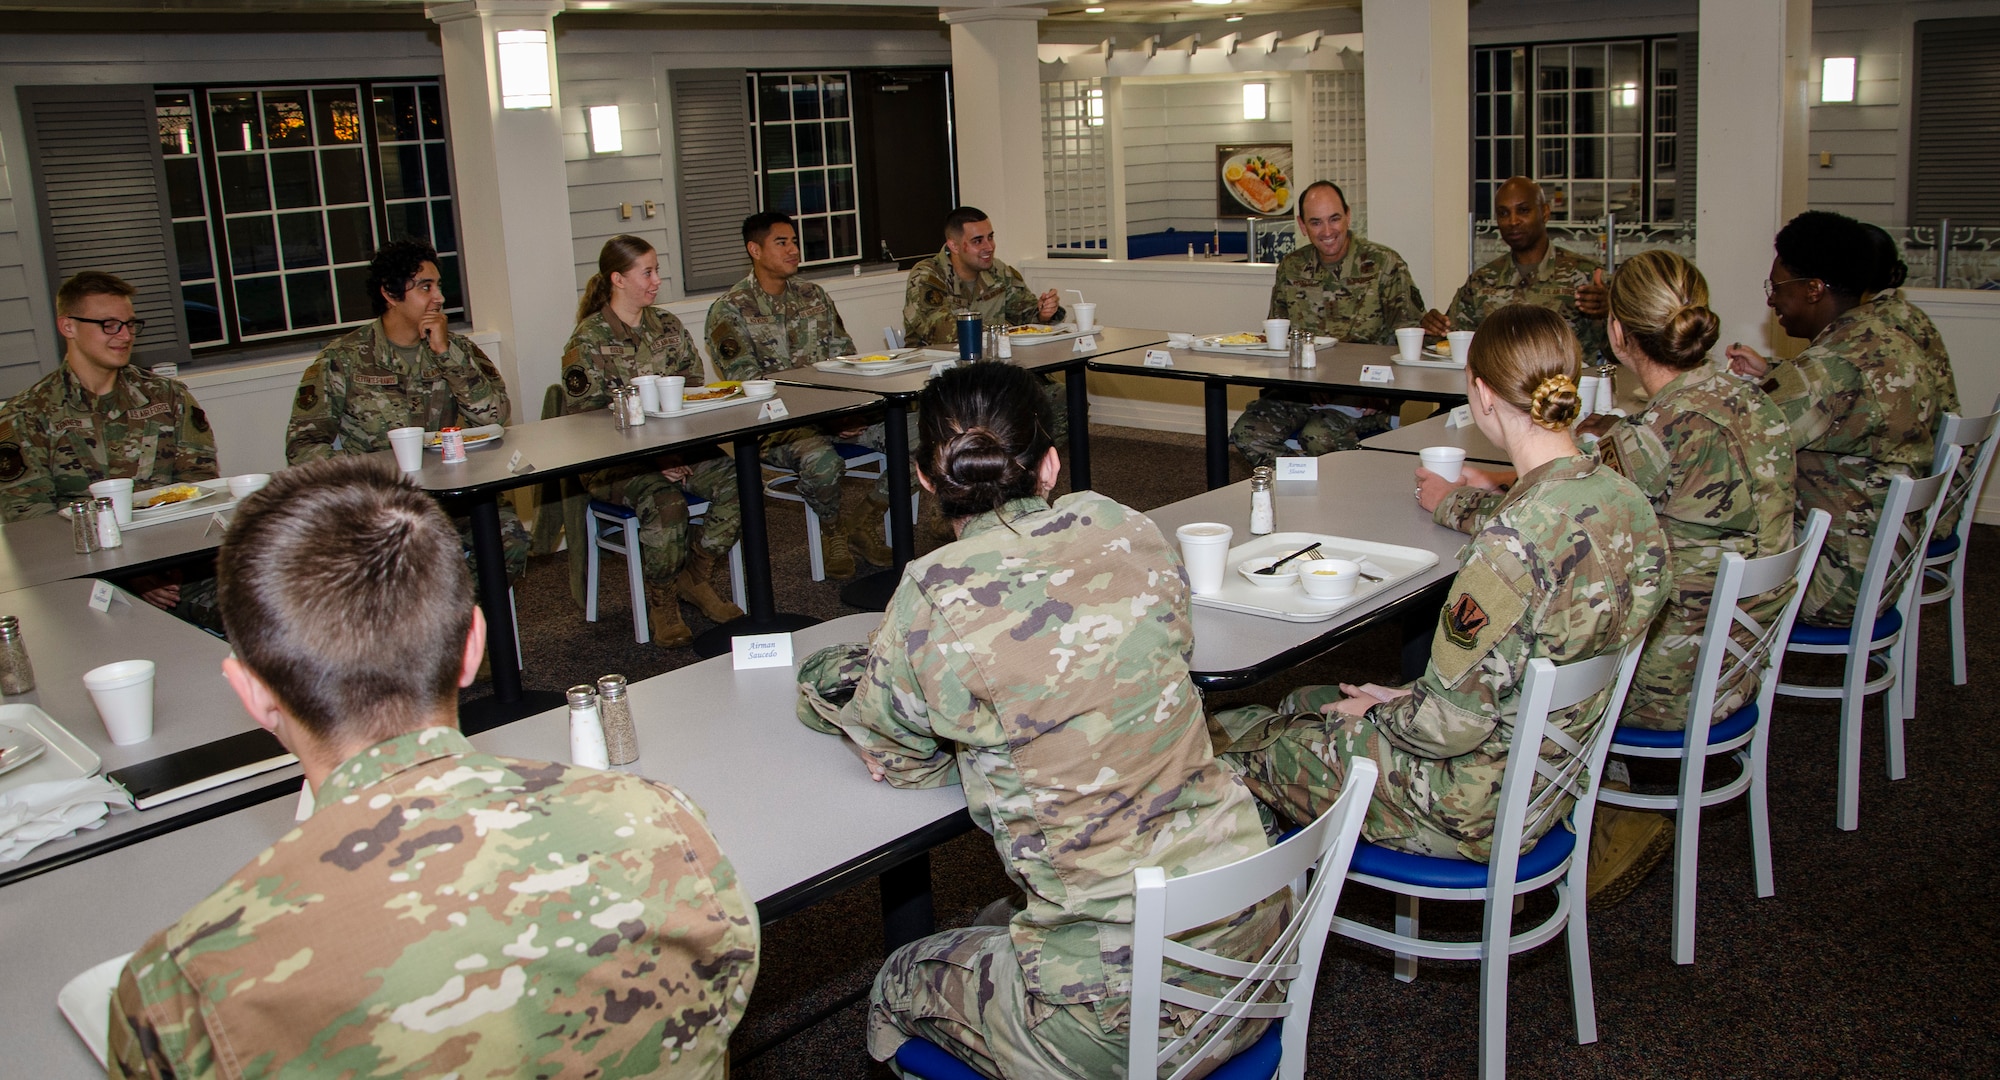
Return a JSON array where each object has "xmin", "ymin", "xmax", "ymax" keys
[
  {"xmin": 1904, "ymin": 404, "xmax": 2000, "ymax": 710},
  {"xmin": 584, "ymin": 496, "xmax": 743, "ymax": 644}
]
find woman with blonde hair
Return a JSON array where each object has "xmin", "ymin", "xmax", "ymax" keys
[{"xmin": 1218, "ymin": 304, "xmax": 1667, "ymax": 865}]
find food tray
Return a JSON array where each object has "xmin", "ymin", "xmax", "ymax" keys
[
  {"xmin": 0, "ymin": 703, "xmax": 102, "ymax": 798},
  {"xmin": 1393, "ymin": 352, "xmax": 1467, "ymax": 370},
  {"xmin": 61, "ymin": 479, "xmax": 240, "ymax": 531},
  {"xmin": 1189, "ymin": 531, "xmax": 1439, "ymax": 622},
  {"xmin": 424, "ymin": 423, "xmax": 505, "ymax": 451},
  {"xmin": 812, "ymin": 349, "xmax": 957, "ymax": 377},
  {"xmin": 643, "ymin": 387, "xmax": 763, "ymax": 418},
  {"xmin": 1190, "ymin": 334, "xmax": 1337, "ymax": 359},
  {"xmin": 1004, "ymin": 324, "xmax": 1090, "ymax": 346},
  {"xmin": 59, "ymin": 953, "xmax": 133, "ymax": 1068}
]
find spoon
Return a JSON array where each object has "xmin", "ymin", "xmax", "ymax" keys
[{"xmin": 1255, "ymin": 542, "xmax": 1322, "ymax": 575}]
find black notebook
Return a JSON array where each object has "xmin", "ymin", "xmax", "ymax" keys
[{"xmin": 107, "ymin": 729, "xmax": 297, "ymax": 811}]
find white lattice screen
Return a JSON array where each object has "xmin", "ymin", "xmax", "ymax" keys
[
  {"xmin": 1310, "ymin": 71, "xmax": 1367, "ymax": 236},
  {"xmin": 1041, "ymin": 79, "xmax": 1109, "ymax": 255}
]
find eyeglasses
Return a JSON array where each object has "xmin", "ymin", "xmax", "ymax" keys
[
  {"xmin": 66, "ymin": 316, "xmax": 146, "ymax": 337},
  {"xmin": 1763, "ymin": 276, "xmax": 1817, "ymax": 300}
]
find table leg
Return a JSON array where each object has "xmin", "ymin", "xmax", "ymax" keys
[
  {"xmin": 841, "ymin": 399, "xmax": 914, "ymax": 611},
  {"xmin": 691, "ymin": 433, "xmax": 820, "ymax": 657},
  {"xmin": 467, "ymin": 497, "xmax": 521, "ymax": 703},
  {"xmin": 1205, "ymin": 380, "xmax": 1230, "ymax": 489},
  {"xmin": 1066, "ymin": 366, "xmax": 1091, "ymax": 492},
  {"xmin": 879, "ymin": 852, "xmax": 936, "ymax": 950}
]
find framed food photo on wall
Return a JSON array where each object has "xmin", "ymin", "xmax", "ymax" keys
[{"xmin": 1217, "ymin": 144, "xmax": 1294, "ymax": 218}]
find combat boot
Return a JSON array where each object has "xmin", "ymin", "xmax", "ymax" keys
[
  {"xmin": 850, "ymin": 497, "xmax": 897, "ymax": 567},
  {"xmin": 645, "ymin": 582, "xmax": 692, "ymax": 648},
  {"xmin": 676, "ymin": 545, "xmax": 745, "ymax": 624},
  {"xmin": 1586, "ymin": 798, "xmax": 1674, "ymax": 906},
  {"xmin": 819, "ymin": 512, "xmax": 856, "ymax": 577}
]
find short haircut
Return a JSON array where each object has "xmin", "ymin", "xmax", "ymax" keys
[
  {"xmin": 743, "ymin": 211, "xmax": 796, "ymax": 246},
  {"xmin": 944, "ymin": 206, "xmax": 991, "ymax": 241},
  {"xmin": 366, "ymin": 238, "xmax": 441, "ymax": 316},
  {"xmin": 56, "ymin": 271, "xmax": 136, "ymax": 316},
  {"xmin": 1296, "ymin": 181, "xmax": 1348, "ymax": 218},
  {"xmin": 217, "ymin": 457, "xmax": 474, "ymax": 746},
  {"xmin": 1496, "ymin": 176, "xmax": 1551, "ymax": 209},
  {"xmin": 1773, "ymin": 210, "xmax": 1872, "ymax": 302}
]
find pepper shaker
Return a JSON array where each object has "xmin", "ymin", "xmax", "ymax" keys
[
  {"xmin": 0, "ymin": 615, "xmax": 36, "ymax": 695},
  {"xmin": 70, "ymin": 500, "xmax": 100, "ymax": 554},
  {"xmin": 595, "ymin": 674, "xmax": 640, "ymax": 765}
]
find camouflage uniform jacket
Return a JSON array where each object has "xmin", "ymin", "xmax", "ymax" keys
[
  {"xmin": 826, "ymin": 492, "xmax": 1281, "ymax": 1017},
  {"xmin": 902, "ymin": 248, "xmax": 1063, "ymax": 346},
  {"xmin": 562, "ymin": 306, "xmax": 706, "ymax": 414},
  {"xmin": 0, "ymin": 363, "xmax": 216, "ymax": 522},
  {"xmin": 287, "ymin": 320, "xmax": 510, "ymax": 464},
  {"xmin": 109, "ymin": 726, "xmax": 759, "ymax": 1080},
  {"xmin": 1761, "ymin": 301, "xmax": 1937, "ymax": 623},
  {"xmin": 1444, "ymin": 248, "xmax": 1609, "ymax": 364},
  {"xmin": 1872, "ymin": 289, "xmax": 1966, "ymax": 538},
  {"xmin": 1382, "ymin": 456, "xmax": 1666, "ymax": 859},
  {"xmin": 1265, "ymin": 237, "xmax": 1426, "ymax": 345},
  {"xmin": 705, "ymin": 274, "xmax": 856, "ymax": 380}
]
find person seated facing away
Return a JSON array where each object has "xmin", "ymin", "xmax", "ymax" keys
[
  {"xmin": 1231, "ymin": 180, "xmax": 1425, "ymax": 468},
  {"xmin": 1215, "ymin": 305, "xmax": 1667, "ymax": 862},
  {"xmin": 0, "ymin": 271, "xmax": 219, "ymax": 624},
  {"xmin": 1727, "ymin": 210, "xmax": 1941, "ymax": 627},
  {"xmin": 1417, "ymin": 252, "xmax": 1795, "ymax": 901},
  {"xmin": 705, "ymin": 212, "xmax": 893, "ymax": 576},
  {"xmin": 286, "ymin": 239, "xmax": 530, "ymax": 584},
  {"xmin": 1860, "ymin": 222, "xmax": 1965, "ymax": 540},
  {"xmin": 108, "ymin": 458, "xmax": 759, "ymax": 1079},
  {"xmin": 564, "ymin": 235, "xmax": 743, "ymax": 646},
  {"xmin": 1421, "ymin": 175, "xmax": 1609, "ymax": 367},
  {"xmin": 796, "ymin": 363, "xmax": 1280, "ymax": 1078}
]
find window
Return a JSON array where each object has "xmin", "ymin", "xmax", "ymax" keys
[
  {"xmin": 1041, "ymin": 78, "xmax": 1109, "ymax": 255},
  {"xmin": 1911, "ymin": 16, "xmax": 2000, "ymax": 230},
  {"xmin": 155, "ymin": 81, "xmax": 461, "ymax": 352},
  {"xmin": 748, "ymin": 72, "xmax": 861, "ymax": 266}
]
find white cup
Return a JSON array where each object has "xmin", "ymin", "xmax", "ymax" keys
[
  {"xmin": 631, "ymin": 374, "xmax": 662, "ymax": 414},
  {"xmin": 1576, "ymin": 375, "xmax": 1602, "ymax": 419},
  {"xmin": 1446, "ymin": 330, "xmax": 1475, "ymax": 363},
  {"xmin": 662, "ymin": 375, "xmax": 686, "ymax": 413},
  {"xmin": 1175, "ymin": 522, "xmax": 1235, "ymax": 596},
  {"xmin": 743, "ymin": 380, "xmax": 777, "ymax": 399},
  {"xmin": 88, "ymin": 478, "xmax": 134, "ymax": 525},
  {"xmin": 1419, "ymin": 445, "xmax": 1467, "ymax": 482},
  {"xmin": 227, "ymin": 474, "xmax": 271, "ymax": 500},
  {"xmin": 386, "ymin": 426, "xmax": 426, "ymax": 472},
  {"xmin": 84, "ymin": 659, "xmax": 156, "ymax": 746},
  {"xmin": 1395, "ymin": 327, "xmax": 1424, "ymax": 362},
  {"xmin": 1072, "ymin": 302, "xmax": 1098, "ymax": 331},
  {"xmin": 1596, "ymin": 373, "xmax": 1617, "ymax": 413},
  {"xmin": 1297, "ymin": 558, "xmax": 1361, "ymax": 599},
  {"xmin": 1262, "ymin": 319, "xmax": 1291, "ymax": 350}
]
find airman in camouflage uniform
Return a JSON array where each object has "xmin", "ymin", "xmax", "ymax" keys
[
  {"xmin": 110, "ymin": 726, "xmax": 759, "ymax": 1079},
  {"xmin": 0, "ymin": 364, "xmax": 216, "ymax": 522},
  {"xmin": 903, "ymin": 244, "xmax": 1070, "ymax": 441},
  {"xmin": 1434, "ymin": 364, "xmax": 1796, "ymax": 730},
  {"xmin": 562, "ymin": 306, "xmax": 743, "ymax": 642},
  {"xmin": 1265, "ymin": 236, "xmax": 1426, "ymax": 344},
  {"xmin": 798, "ymin": 491, "xmax": 1282, "ymax": 1076},
  {"xmin": 1871, "ymin": 288, "xmax": 1967, "ymax": 539},
  {"xmin": 1440, "ymin": 247, "xmax": 1610, "ymax": 366},
  {"xmin": 1216, "ymin": 456, "xmax": 1667, "ymax": 859}
]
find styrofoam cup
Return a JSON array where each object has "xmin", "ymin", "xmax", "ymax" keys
[
  {"xmin": 1298, "ymin": 558, "xmax": 1361, "ymax": 599},
  {"xmin": 631, "ymin": 375, "xmax": 662, "ymax": 414},
  {"xmin": 1175, "ymin": 522, "xmax": 1235, "ymax": 595},
  {"xmin": 1577, "ymin": 375, "xmax": 1602, "ymax": 419},
  {"xmin": 1262, "ymin": 319, "xmax": 1291, "ymax": 350},
  {"xmin": 84, "ymin": 659, "xmax": 156, "ymax": 745},
  {"xmin": 743, "ymin": 380, "xmax": 777, "ymax": 399},
  {"xmin": 1073, "ymin": 302, "xmax": 1098, "ymax": 331},
  {"xmin": 1395, "ymin": 327, "xmax": 1424, "ymax": 362},
  {"xmin": 662, "ymin": 376, "xmax": 686, "ymax": 413},
  {"xmin": 1446, "ymin": 330, "xmax": 1475, "ymax": 363},
  {"xmin": 1420, "ymin": 446, "xmax": 1467, "ymax": 482},
  {"xmin": 1596, "ymin": 372, "xmax": 1617, "ymax": 413},
  {"xmin": 387, "ymin": 427, "xmax": 425, "ymax": 472},
  {"xmin": 227, "ymin": 474, "xmax": 271, "ymax": 500},
  {"xmin": 88, "ymin": 478, "xmax": 134, "ymax": 525}
]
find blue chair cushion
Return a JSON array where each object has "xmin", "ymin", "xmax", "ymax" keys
[
  {"xmin": 1928, "ymin": 533, "xmax": 1961, "ymax": 559},
  {"xmin": 1350, "ymin": 824, "xmax": 1576, "ymax": 889},
  {"xmin": 1206, "ymin": 1022, "xmax": 1284, "ymax": 1080},
  {"xmin": 1613, "ymin": 702, "xmax": 1759, "ymax": 749},
  {"xmin": 835, "ymin": 442, "xmax": 881, "ymax": 460},
  {"xmin": 896, "ymin": 1022, "xmax": 1285, "ymax": 1080},
  {"xmin": 586, "ymin": 499, "xmax": 636, "ymax": 519},
  {"xmin": 894, "ymin": 1039, "xmax": 986, "ymax": 1080},
  {"xmin": 1790, "ymin": 607, "xmax": 1902, "ymax": 647}
]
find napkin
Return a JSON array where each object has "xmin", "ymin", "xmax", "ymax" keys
[{"xmin": 0, "ymin": 776, "xmax": 131, "ymax": 863}]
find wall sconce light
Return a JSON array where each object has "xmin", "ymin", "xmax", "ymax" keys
[
  {"xmin": 497, "ymin": 29, "xmax": 553, "ymax": 109},
  {"xmin": 588, "ymin": 104, "xmax": 623, "ymax": 153},
  {"xmin": 1821, "ymin": 56, "xmax": 1857, "ymax": 103},
  {"xmin": 1243, "ymin": 81, "xmax": 1268, "ymax": 121}
]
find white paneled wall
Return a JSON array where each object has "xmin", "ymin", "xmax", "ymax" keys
[
  {"xmin": 0, "ymin": 122, "xmax": 38, "ymax": 396},
  {"xmin": 1121, "ymin": 76, "xmax": 1293, "ymax": 236}
]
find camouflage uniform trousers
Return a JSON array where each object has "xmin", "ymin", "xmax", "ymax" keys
[
  {"xmin": 840, "ymin": 411, "xmax": 923, "ymax": 505},
  {"xmin": 586, "ymin": 457, "xmax": 739, "ymax": 581},
  {"xmin": 1215, "ymin": 684, "xmax": 1466, "ymax": 857},
  {"xmin": 447, "ymin": 503, "xmax": 531, "ymax": 589},
  {"xmin": 1228, "ymin": 396, "xmax": 1394, "ymax": 470}
]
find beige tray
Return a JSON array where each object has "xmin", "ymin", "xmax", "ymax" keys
[{"xmin": 0, "ymin": 703, "xmax": 101, "ymax": 796}]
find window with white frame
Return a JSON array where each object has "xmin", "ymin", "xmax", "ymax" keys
[
  {"xmin": 1041, "ymin": 78, "xmax": 1109, "ymax": 255},
  {"xmin": 748, "ymin": 72, "xmax": 862, "ymax": 266}
]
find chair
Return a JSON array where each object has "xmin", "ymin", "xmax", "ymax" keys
[
  {"xmin": 894, "ymin": 759, "xmax": 1378, "ymax": 1080},
  {"xmin": 1600, "ymin": 510, "xmax": 1830, "ymax": 965},
  {"xmin": 584, "ymin": 494, "xmax": 745, "ymax": 644},
  {"xmin": 1777, "ymin": 447, "xmax": 1959, "ymax": 832},
  {"xmin": 1904, "ymin": 403, "xmax": 2000, "ymax": 710},
  {"xmin": 762, "ymin": 444, "xmax": 914, "ymax": 581},
  {"xmin": 1329, "ymin": 644, "xmax": 1646, "ymax": 1080}
]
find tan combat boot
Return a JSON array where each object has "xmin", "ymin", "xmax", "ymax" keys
[
  {"xmin": 850, "ymin": 497, "xmax": 896, "ymax": 567},
  {"xmin": 819, "ymin": 512, "xmax": 857, "ymax": 577},
  {"xmin": 1586, "ymin": 800, "xmax": 1675, "ymax": 906},
  {"xmin": 645, "ymin": 582, "xmax": 693, "ymax": 648},
  {"xmin": 676, "ymin": 545, "xmax": 745, "ymax": 624}
]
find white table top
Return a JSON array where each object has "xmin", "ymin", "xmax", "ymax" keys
[
  {"xmin": 1088, "ymin": 341, "xmax": 1472, "ymax": 404},
  {"xmin": 1362, "ymin": 411, "xmax": 1512, "ymax": 465}
]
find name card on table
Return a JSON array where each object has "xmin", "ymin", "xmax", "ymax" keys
[
  {"xmin": 1358, "ymin": 365, "xmax": 1394, "ymax": 383},
  {"xmin": 1446, "ymin": 403, "xmax": 1475, "ymax": 429},
  {"xmin": 88, "ymin": 580, "xmax": 131, "ymax": 613},
  {"xmin": 1143, "ymin": 349, "xmax": 1174, "ymax": 368},
  {"xmin": 507, "ymin": 450, "xmax": 535, "ymax": 475},
  {"xmin": 1274, "ymin": 456, "xmax": 1319, "ymax": 481},
  {"xmin": 732, "ymin": 632, "xmax": 795, "ymax": 670},
  {"xmin": 1072, "ymin": 335, "xmax": 1098, "ymax": 353},
  {"xmin": 758, "ymin": 399, "xmax": 790, "ymax": 421},
  {"xmin": 929, "ymin": 359, "xmax": 958, "ymax": 377}
]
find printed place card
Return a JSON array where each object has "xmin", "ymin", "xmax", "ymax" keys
[
  {"xmin": 1143, "ymin": 349, "xmax": 1174, "ymax": 368},
  {"xmin": 1071, "ymin": 335, "xmax": 1098, "ymax": 353},
  {"xmin": 1274, "ymin": 456, "xmax": 1319, "ymax": 481},
  {"xmin": 88, "ymin": 580, "xmax": 129, "ymax": 613},
  {"xmin": 758, "ymin": 399, "xmax": 790, "ymax": 420},
  {"xmin": 506, "ymin": 450, "xmax": 535, "ymax": 474},
  {"xmin": 1358, "ymin": 365, "xmax": 1394, "ymax": 383},
  {"xmin": 1447, "ymin": 403, "xmax": 1475, "ymax": 428},
  {"xmin": 732, "ymin": 632, "xmax": 795, "ymax": 670}
]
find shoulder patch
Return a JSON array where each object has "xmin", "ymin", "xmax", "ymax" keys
[
  {"xmin": 0, "ymin": 443, "xmax": 22, "ymax": 483},
  {"xmin": 1444, "ymin": 592, "xmax": 1489, "ymax": 649},
  {"xmin": 294, "ymin": 384, "xmax": 318, "ymax": 413},
  {"xmin": 564, "ymin": 364, "xmax": 590, "ymax": 397},
  {"xmin": 191, "ymin": 406, "xmax": 210, "ymax": 434},
  {"xmin": 925, "ymin": 287, "xmax": 945, "ymax": 307},
  {"xmin": 1430, "ymin": 552, "xmax": 1529, "ymax": 688},
  {"xmin": 718, "ymin": 337, "xmax": 741, "ymax": 360}
]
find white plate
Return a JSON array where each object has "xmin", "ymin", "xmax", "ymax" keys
[
  {"xmin": 0, "ymin": 721, "xmax": 48, "ymax": 778},
  {"xmin": 425, "ymin": 424, "xmax": 505, "ymax": 451},
  {"xmin": 1220, "ymin": 149, "xmax": 1294, "ymax": 216},
  {"xmin": 59, "ymin": 953, "xmax": 133, "ymax": 1068},
  {"xmin": 833, "ymin": 349, "xmax": 920, "ymax": 366},
  {"xmin": 131, "ymin": 481, "xmax": 223, "ymax": 519},
  {"xmin": 1424, "ymin": 346, "xmax": 1455, "ymax": 361},
  {"xmin": 1199, "ymin": 332, "xmax": 1283, "ymax": 351}
]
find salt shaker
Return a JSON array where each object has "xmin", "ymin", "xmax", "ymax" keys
[
  {"xmin": 1249, "ymin": 466, "xmax": 1275, "ymax": 535},
  {"xmin": 995, "ymin": 329, "xmax": 1013, "ymax": 359},
  {"xmin": 566, "ymin": 684, "xmax": 610, "ymax": 769},
  {"xmin": 595, "ymin": 674, "xmax": 639, "ymax": 765},
  {"xmin": 1299, "ymin": 335, "xmax": 1318, "ymax": 369},
  {"xmin": 70, "ymin": 500, "xmax": 100, "ymax": 554},
  {"xmin": 624, "ymin": 385, "xmax": 647, "ymax": 426},
  {"xmin": 0, "ymin": 615, "xmax": 36, "ymax": 695},
  {"xmin": 94, "ymin": 496, "xmax": 123, "ymax": 549}
]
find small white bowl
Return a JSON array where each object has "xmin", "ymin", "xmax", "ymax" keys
[
  {"xmin": 743, "ymin": 380, "xmax": 777, "ymax": 399},
  {"xmin": 1297, "ymin": 558, "xmax": 1361, "ymax": 599},
  {"xmin": 227, "ymin": 473, "xmax": 271, "ymax": 500},
  {"xmin": 1237, "ymin": 557, "xmax": 1300, "ymax": 588}
]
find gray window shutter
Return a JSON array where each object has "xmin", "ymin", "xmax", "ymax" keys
[
  {"xmin": 1675, "ymin": 32, "xmax": 1698, "ymax": 223},
  {"xmin": 1911, "ymin": 17, "xmax": 2000, "ymax": 228},
  {"xmin": 668, "ymin": 69, "xmax": 755, "ymax": 294},
  {"xmin": 17, "ymin": 85, "xmax": 191, "ymax": 369}
]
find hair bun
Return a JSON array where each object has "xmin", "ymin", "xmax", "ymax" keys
[
  {"xmin": 1661, "ymin": 304, "xmax": 1721, "ymax": 367},
  {"xmin": 1529, "ymin": 372, "xmax": 1580, "ymax": 430}
]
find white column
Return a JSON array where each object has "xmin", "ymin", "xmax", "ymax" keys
[
  {"xmin": 942, "ymin": 7, "xmax": 1048, "ymax": 263},
  {"xmin": 1361, "ymin": 0, "xmax": 1468, "ymax": 308},
  {"xmin": 426, "ymin": 0, "xmax": 576, "ymax": 408},
  {"xmin": 1697, "ymin": 0, "xmax": 1812, "ymax": 353}
]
